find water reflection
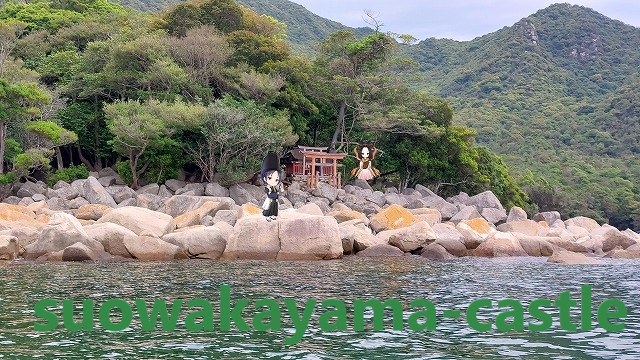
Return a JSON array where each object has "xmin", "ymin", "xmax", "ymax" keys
[{"xmin": 0, "ymin": 256, "xmax": 638, "ymax": 359}]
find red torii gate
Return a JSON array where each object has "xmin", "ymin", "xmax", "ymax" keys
[{"xmin": 284, "ymin": 146, "xmax": 347, "ymax": 188}]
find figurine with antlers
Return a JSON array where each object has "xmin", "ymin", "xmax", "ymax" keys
[{"xmin": 351, "ymin": 144, "xmax": 381, "ymax": 181}]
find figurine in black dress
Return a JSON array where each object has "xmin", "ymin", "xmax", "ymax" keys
[{"xmin": 261, "ymin": 152, "xmax": 282, "ymax": 221}]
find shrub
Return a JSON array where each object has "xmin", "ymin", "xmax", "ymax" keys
[{"xmin": 45, "ymin": 164, "xmax": 89, "ymax": 186}]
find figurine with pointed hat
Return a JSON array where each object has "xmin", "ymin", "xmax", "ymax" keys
[{"xmin": 260, "ymin": 152, "xmax": 282, "ymax": 221}]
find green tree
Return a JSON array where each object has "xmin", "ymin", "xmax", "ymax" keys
[
  {"xmin": 25, "ymin": 120, "xmax": 78, "ymax": 169},
  {"xmin": 0, "ymin": 78, "xmax": 50, "ymax": 173}
]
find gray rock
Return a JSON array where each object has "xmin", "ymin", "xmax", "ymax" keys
[
  {"xmin": 46, "ymin": 197, "xmax": 69, "ymax": 211},
  {"xmin": 481, "ymin": 207, "xmax": 508, "ymax": 225},
  {"xmin": 97, "ymin": 206, "xmax": 176, "ymax": 237},
  {"xmin": 161, "ymin": 195, "xmax": 235, "ymax": 217},
  {"xmin": 18, "ymin": 197, "xmax": 34, "ymax": 207},
  {"xmin": 98, "ymin": 167, "xmax": 117, "ymax": 178},
  {"xmin": 117, "ymin": 198, "xmax": 137, "ymax": 207},
  {"xmin": 158, "ymin": 185, "xmax": 173, "ymax": 198},
  {"xmin": 136, "ymin": 183, "xmax": 160, "ymax": 196},
  {"xmin": 421, "ymin": 242, "xmax": 455, "ymax": 260},
  {"xmin": 2, "ymin": 196, "xmax": 20, "ymax": 205},
  {"xmin": 507, "ymin": 206, "xmax": 528, "ymax": 222},
  {"xmin": 449, "ymin": 206, "xmax": 482, "ymax": 224},
  {"xmin": 62, "ymin": 242, "xmax": 110, "ymax": 261},
  {"xmin": 286, "ymin": 188, "xmax": 309, "ymax": 207},
  {"xmin": 311, "ymin": 181, "xmax": 338, "ymax": 203},
  {"xmin": 414, "ymin": 184, "xmax": 436, "ymax": 197},
  {"xmin": 108, "ymin": 186, "xmax": 137, "ymax": 204},
  {"xmin": 53, "ymin": 180, "xmax": 70, "ymax": 190},
  {"xmin": 70, "ymin": 179, "xmax": 87, "ymax": 198},
  {"xmin": 24, "ymin": 213, "xmax": 104, "ymax": 259},
  {"xmin": 533, "ymin": 211, "xmax": 561, "ymax": 226},
  {"xmin": 165, "ymin": 179, "xmax": 187, "ymax": 192},
  {"xmin": 83, "ymin": 222, "xmax": 136, "ymax": 258},
  {"xmin": 229, "ymin": 183, "xmax": 264, "ymax": 206},
  {"xmin": 447, "ymin": 192, "xmax": 471, "ymax": 206},
  {"xmin": 83, "ymin": 177, "xmax": 116, "ymax": 207},
  {"xmin": 136, "ymin": 193, "xmax": 165, "ymax": 211},
  {"xmin": 467, "ymin": 191, "xmax": 504, "ymax": 211},
  {"xmin": 277, "ymin": 216, "xmax": 343, "ymax": 260},
  {"xmin": 352, "ymin": 179, "xmax": 372, "ymax": 190},
  {"xmin": 307, "ymin": 197, "xmax": 330, "ymax": 214},
  {"xmin": 163, "ymin": 226, "xmax": 227, "ymax": 259},
  {"xmin": 17, "ymin": 181, "xmax": 46, "ymax": 198},
  {"xmin": 357, "ymin": 244, "xmax": 404, "ymax": 257},
  {"xmin": 422, "ymin": 196, "xmax": 458, "ymax": 220},
  {"xmin": 366, "ymin": 191, "xmax": 387, "ymax": 207},
  {"xmin": 123, "ymin": 234, "xmax": 187, "ymax": 260},
  {"xmin": 222, "ymin": 216, "xmax": 280, "ymax": 260},
  {"xmin": 68, "ymin": 197, "xmax": 90, "ymax": 209},
  {"xmin": 31, "ymin": 193, "xmax": 47, "ymax": 202},
  {"xmin": 547, "ymin": 251, "xmax": 602, "ymax": 264},
  {"xmin": 385, "ymin": 193, "xmax": 409, "ymax": 207},
  {"xmin": 98, "ymin": 176, "xmax": 116, "ymax": 187},
  {"xmin": 176, "ymin": 183, "xmax": 205, "ymax": 196},
  {"xmin": 205, "ymin": 182, "xmax": 229, "ymax": 197},
  {"xmin": 0, "ymin": 235, "xmax": 19, "ymax": 260},
  {"xmin": 212, "ymin": 209, "xmax": 237, "ymax": 226}
]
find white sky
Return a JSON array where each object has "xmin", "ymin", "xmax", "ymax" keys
[{"xmin": 288, "ymin": 1, "xmax": 640, "ymax": 41}]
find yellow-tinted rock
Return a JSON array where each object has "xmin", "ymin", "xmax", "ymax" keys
[
  {"xmin": 76, "ymin": 204, "xmax": 113, "ymax": 221},
  {"xmin": 237, "ymin": 203, "xmax": 262, "ymax": 219},
  {"xmin": 369, "ymin": 204, "xmax": 418, "ymax": 233},
  {"xmin": 461, "ymin": 218, "xmax": 492, "ymax": 236},
  {"xmin": 329, "ymin": 210, "xmax": 368, "ymax": 224}
]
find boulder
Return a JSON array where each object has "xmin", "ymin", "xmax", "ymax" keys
[
  {"xmin": 605, "ymin": 248, "xmax": 640, "ymax": 259},
  {"xmin": 31, "ymin": 193, "xmax": 47, "ymax": 202},
  {"xmin": 295, "ymin": 203, "xmax": 324, "ymax": 217},
  {"xmin": 449, "ymin": 206, "xmax": 482, "ymax": 224},
  {"xmin": 83, "ymin": 176, "xmax": 117, "ymax": 207},
  {"xmin": 356, "ymin": 244, "xmax": 404, "ymax": 257},
  {"xmin": 409, "ymin": 208, "xmax": 442, "ymax": 226},
  {"xmin": 369, "ymin": 204, "xmax": 418, "ymax": 233},
  {"xmin": 212, "ymin": 210, "xmax": 237, "ymax": 226},
  {"xmin": 163, "ymin": 226, "xmax": 227, "ymax": 259},
  {"xmin": 421, "ymin": 196, "xmax": 458, "ymax": 220},
  {"xmin": 18, "ymin": 197, "xmax": 34, "ymax": 207},
  {"xmin": 229, "ymin": 183, "xmax": 263, "ymax": 206},
  {"xmin": 75, "ymin": 204, "xmax": 112, "ymax": 221},
  {"xmin": 136, "ymin": 193, "xmax": 165, "ymax": 211},
  {"xmin": 108, "ymin": 186, "xmax": 137, "ymax": 204},
  {"xmin": 352, "ymin": 179, "xmax": 372, "ymax": 190},
  {"xmin": 164, "ymin": 179, "xmax": 187, "ymax": 192},
  {"xmin": 311, "ymin": 181, "xmax": 338, "ymax": 203},
  {"xmin": 24, "ymin": 213, "xmax": 104, "ymax": 259},
  {"xmin": 137, "ymin": 183, "xmax": 160, "ymax": 195},
  {"xmin": 547, "ymin": 251, "xmax": 602, "ymax": 265},
  {"xmin": 420, "ymin": 242, "xmax": 455, "ymax": 260},
  {"xmin": 205, "ymin": 182, "xmax": 229, "ymax": 197},
  {"xmin": 237, "ymin": 203, "xmax": 262, "ymax": 219},
  {"xmin": 286, "ymin": 188, "xmax": 309, "ymax": 207},
  {"xmin": 161, "ymin": 195, "xmax": 235, "ymax": 218},
  {"xmin": 98, "ymin": 167, "xmax": 117, "ymax": 178},
  {"xmin": 473, "ymin": 232, "xmax": 528, "ymax": 257},
  {"xmin": 0, "ymin": 204, "xmax": 41, "ymax": 229},
  {"xmin": 506, "ymin": 206, "xmax": 528, "ymax": 222},
  {"xmin": 329, "ymin": 209, "xmax": 367, "ymax": 224},
  {"xmin": 592, "ymin": 225, "xmax": 637, "ymax": 252},
  {"xmin": 98, "ymin": 176, "xmax": 116, "ymax": 187},
  {"xmin": 97, "ymin": 206, "xmax": 176, "ymax": 237},
  {"xmin": 377, "ymin": 221, "xmax": 438, "ymax": 252},
  {"xmin": 414, "ymin": 184, "xmax": 437, "ymax": 197},
  {"xmin": 384, "ymin": 193, "xmax": 409, "ymax": 207},
  {"xmin": 17, "ymin": 181, "xmax": 46, "ymax": 198},
  {"xmin": 456, "ymin": 219, "xmax": 492, "ymax": 249},
  {"xmin": 467, "ymin": 191, "xmax": 504, "ymax": 211},
  {"xmin": 564, "ymin": 216, "xmax": 600, "ymax": 232},
  {"xmin": 0, "ymin": 235, "xmax": 19, "ymax": 260},
  {"xmin": 158, "ymin": 185, "xmax": 173, "ymax": 198},
  {"xmin": 123, "ymin": 234, "xmax": 187, "ymax": 260},
  {"xmin": 307, "ymin": 197, "xmax": 330, "ymax": 214},
  {"xmin": 533, "ymin": 211, "xmax": 561, "ymax": 226},
  {"xmin": 497, "ymin": 220, "xmax": 543, "ymax": 236},
  {"xmin": 366, "ymin": 191, "xmax": 387, "ymax": 207},
  {"xmin": 481, "ymin": 207, "xmax": 507, "ymax": 225},
  {"xmin": 277, "ymin": 216, "xmax": 343, "ymax": 260},
  {"xmin": 435, "ymin": 237, "xmax": 466, "ymax": 257},
  {"xmin": 0, "ymin": 227, "xmax": 39, "ymax": 253},
  {"xmin": 339, "ymin": 223, "xmax": 385, "ymax": 253},
  {"xmin": 222, "ymin": 216, "xmax": 280, "ymax": 260},
  {"xmin": 174, "ymin": 201, "xmax": 229, "ymax": 229},
  {"xmin": 61, "ymin": 242, "xmax": 110, "ymax": 261},
  {"xmin": 68, "ymin": 197, "xmax": 90, "ymax": 209},
  {"xmin": 117, "ymin": 198, "xmax": 137, "ymax": 207},
  {"xmin": 46, "ymin": 197, "xmax": 69, "ymax": 211},
  {"xmin": 545, "ymin": 237, "xmax": 591, "ymax": 253},
  {"xmin": 515, "ymin": 235, "xmax": 555, "ymax": 256},
  {"xmin": 83, "ymin": 222, "xmax": 137, "ymax": 258},
  {"xmin": 176, "ymin": 183, "xmax": 205, "ymax": 196}
]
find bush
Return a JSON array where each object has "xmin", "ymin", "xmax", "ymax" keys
[
  {"xmin": 46, "ymin": 164, "xmax": 89, "ymax": 186},
  {"xmin": 116, "ymin": 161, "xmax": 133, "ymax": 186}
]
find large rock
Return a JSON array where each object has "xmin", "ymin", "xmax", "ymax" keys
[
  {"xmin": 384, "ymin": 193, "xmax": 409, "ymax": 207},
  {"xmin": 83, "ymin": 176, "xmax": 117, "ymax": 207},
  {"xmin": 123, "ymin": 234, "xmax": 187, "ymax": 260},
  {"xmin": 211, "ymin": 210, "xmax": 237, "ymax": 226},
  {"xmin": 377, "ymin": 221, "xmax": 438, "ymax": 252},
  {"xmin": 329, "ymin": 209, "xmax": 368, "ymax": 224},
  {"xmin": 592, "ymin": 225, "xmax": 637, "ymax": 252},
  {"xmin": 421, "ymin": 196, "xmax": 458, "ymax": 220},
  {"xmin": 0, "ymin": 227, "xmax": 39, "ymax": 253},
  {"xmin": 414, "ymin": 184, "xmax": 437, "ymax": 197},
  {"xmin": 0, "ymin": 204, "xmax": 41, "ymax": 229},
  {"xmin": 497, "ymin": 220, "xmax": 543, "ymax": 236},
  {"xmin": 506, "ymin": 206, "xmax": 528, "ymax": 222},
  {"xmin": 339, "ymin": 223, "xmax": 385, "ymax": 253},
  {"xmin": 136, "ymin": 183, "xmax": 160, "ymax": 195},
  {"xmin": 75, "ymin": 204, "xmax": 112, "ymax": 221},
  {"xmin": 83, "ymin": 222, "xmax": 137, "ymax": 258},
  {"xmin": 0, "ymin": 235, "xmax": 19, "ymax": 260},
  {"xmin": 605, "ymin": 248, "xmax": 640, "ymax": 259},
  {"xmin": 161, "ymin": 195, "xmax": 235, "ymax": 217},
  {"xmin": 229, "ymin": 183, "xmax": 263, "ymax": 206},
  {"xmin": 61, "ymin": 242, "xmax": 110, "ymax": 261},
  {"xmin": 473, "ymin": 232, "xmax": 528, "ymax": 257},
  {"xmin": 176, "ymin": 183, "xmax": 205, "ymax": 196},
  {"xmin": 409, "ymin": 208, "xmax": 442, "ymax": 225},
  {"xmin": 25, "ymin": 213, "xmax": 104, "ymax": 259},
  {"xmin": 369, "ymin": 204, "xmax": 418, "ymax": 233},
  {"xmin": 515, "ymin": 235, "xmax": 555, "ymax": 256},
  {"xmin": 449, "ymin": 206, "xmax": 482, "ymax": 224},
  {"xmin": 435, "ymin": 237, "xmax": 466, "ymax": 257},
  {"xmin": 277, "ymin": 216, "xmax": 343, "ymax": 260},
  {"xmin": 467, "ymin": 191, "xmax": 504, "ymax": 211},
  {"xmin": 205, "ymin": 182, "xmax": 229, "ymax": 197},
  {"xmin": 222, "ymin": 216, "xmax": 280, "ymax": 260},
  {"xmin": 164, "ymin": 179, "xmax": 187, "ymax": 192},
  {"xmin": 366, "ymin": 191, "xmax": 387, "ymax": 207},
  {"xmin": 311, "ymin": 181, "xmax": 338, "ymax": 203},
  {"xmin": 163, "ymin": 226, "xmax": 227, "ymax": 259},
  {"xmin": 481, "ymin": 207, "xmax": 508, "ymax": 225},
  {"xmin": 533, "ymin": 212, "xmax": 561, "ymax": 226},
  {"xmin": 97, "ymin": 206, "xmax": 176, "ymax": 237},
  {"xmin": 286, "ymin": 188, "xmax": 309, "ymax": 207},
  {"xmin": 545, "ymin": 237, "xmax": 591, "ymax": 253},
  {"xmin": 136, "ymin": 193, "xmax": 165, "ymax": 211},
  {"xmin": 547, "ymin": 251, "xmax": 602, "ymax": 265},
  {"xmin": 17, "ymin": 181, "xmax": 46, "ymax": 198},
  {"xmin": 356, "ymin": 243, "xmax": 404, "ymax": 257},
  {"xmin": 564, "ymin": 216, "xmax": 600, "ymax": 232},
  {"xmin": 68, "ymin": 197, "xmax": 90, "ymax": 209},
  {"xmin": 174, "ymin": 201, "xmax": 229, "ymax": 229},
  {"xmin": 295, "ymin": 203, "xmax": 324, "ymax": 217},
  {"xmin": 420, "ymin": 242, "xmax": 455, "ymax": 260},
  {"xmin": 456, "ymin": 220, "xmax": 491, "ymax": 249}
]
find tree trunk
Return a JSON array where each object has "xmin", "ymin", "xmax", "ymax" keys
[
  {"xmin": 0, "ymin": 122, "xmax": 5, "ymax": 174},
  {"xmin": 329, "ymin": 99, "xmax": 346, "ymax": 153},
  {"xmin": 76, "ymin": 145, "xmax": 95, "ymax": 171},
  {"xmin": 55, "ymin": 146, "xmax": 63, "ymax": 170}
]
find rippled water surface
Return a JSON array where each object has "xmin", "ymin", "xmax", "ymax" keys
[{"xmin": 0, "ymin": 257, "xmax": 638, "ymax": 359}]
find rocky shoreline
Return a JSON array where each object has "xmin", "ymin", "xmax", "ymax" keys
[{"xmin": 1, "ymin": 169, "xmax": 639, "ymax": 264}]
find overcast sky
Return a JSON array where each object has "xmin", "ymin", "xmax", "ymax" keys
[{"xmin": 288, "ymin": 1, "xmax": 640, "ymax": 41}]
